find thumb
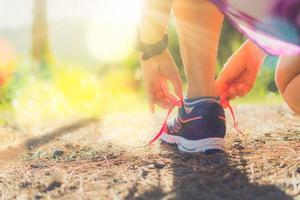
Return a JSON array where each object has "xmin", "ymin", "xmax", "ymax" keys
[
  {"xmin": 216, "ymin": 79, "xmax": 228, "ymax": 96},
  {"xmin": 235, "ymin": 83, "xmax": 251, "ymax": 97}
]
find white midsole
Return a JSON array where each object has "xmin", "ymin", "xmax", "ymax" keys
[{"xmin": 160, "ymin": 133, "xmax": 225, "ymax": 153}]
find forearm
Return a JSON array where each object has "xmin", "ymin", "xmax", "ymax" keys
[
  {"xmin": 139, "ymin": 0, "xmax": 173, "ymax": 43},
  {"xmin": 244, "ymin": 40, "xmax": 267, "ymax": 69}
]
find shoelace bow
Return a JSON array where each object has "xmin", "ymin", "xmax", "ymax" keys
[{"xmin": 147, "ymin": 94, "xmax": 244, "ymax": 146}]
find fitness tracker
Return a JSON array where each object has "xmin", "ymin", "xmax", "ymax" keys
[{"xmin": 136, "ymin": 33, "xmax": 169, "ymax": 60}]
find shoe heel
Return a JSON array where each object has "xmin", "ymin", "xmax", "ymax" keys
[{"xmin": 177, "ymin": 138, "xmax": 225, "ymax": 153}]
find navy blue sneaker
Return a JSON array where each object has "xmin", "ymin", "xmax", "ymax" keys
[{"xmin": 159, "ymin": 97, "xmax": 226, "ymax": 153}]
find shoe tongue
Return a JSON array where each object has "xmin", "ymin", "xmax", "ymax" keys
[{"xmin": 183, "ymin": 96, "xmax": 220, "ymax": 107}]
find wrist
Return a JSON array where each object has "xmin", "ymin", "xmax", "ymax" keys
[
  {"xmin": 137, "ymin": 33, "xmax": 169, "ymax": 60},
  {"xmin": 246, "ymin": 40, "xmax": 266, "ymax": 63}
]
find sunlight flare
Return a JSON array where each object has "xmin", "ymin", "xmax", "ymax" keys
[{"xmin": 86, "ymin": 0, "xmax": 142, "ymax": 62}]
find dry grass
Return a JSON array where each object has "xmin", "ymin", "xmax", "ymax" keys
[{"xmin": 0, "ymin": 104, "xmax": 299, "ymax": 199}]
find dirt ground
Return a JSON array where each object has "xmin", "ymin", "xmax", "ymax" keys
[{"xmin": 0, "ymin": 104, "xmax": 299, "ymax": 200}]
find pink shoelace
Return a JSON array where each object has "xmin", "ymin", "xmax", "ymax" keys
[{"xmin": 147, "ymin": 94, "xmax": 244, "ymax": 146}]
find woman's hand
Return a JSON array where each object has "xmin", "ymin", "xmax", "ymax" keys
[
  {"xmin": 216, "ymin": 40, "xmax": 266, "ymax": 100},
  {"xmin": 141, "ymin": 50, "xmax": 183, "ymax": 113}
]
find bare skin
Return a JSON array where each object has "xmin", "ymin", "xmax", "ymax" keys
[
  {"xmin": 140, "ymin": 0, "xmax": 223, "ymax": 112},
  {"xmin": 216, "ymin": 43, "xmax": 300, "ymax": 115},
  {"xmin": 140, "ymin": 0, "xmax": 183, "ymax": 113},
  {"xmin": 141, "ymin": 50, "xmax": 183, "ymax": 112},
  {"xmin": 216, "ymin": 40, "xmax": 266, "ymax": 100},
  {"xmin": 276, "ymin": 55, "xmax": 300, "ymax": 114},
  {"xmin": 140, "ymin": 0, "xmax": 300, "ymax": 115},
  {"xmin": 173, "ymin": 0, "xmax": 223, "ymax": 98}
]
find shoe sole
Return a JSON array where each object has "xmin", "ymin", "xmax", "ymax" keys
[{"xmin": 160, "ymin": 133, "xmax": 225, "ymax": 153}]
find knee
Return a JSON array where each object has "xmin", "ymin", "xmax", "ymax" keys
[
  {"xmin": 275, "ymin": 56, "xmax": 300, "ymax": 114},
  {"xmin": 275, "ymin": 65, "xmax": 288, "ymax": 94},
  {"xmin": 277, "ymin": 72, "xmax": 300, "ymax": 114},
  {"xmin": 275, "ymin": 55, "xmax": 300, "ymax": 94}
]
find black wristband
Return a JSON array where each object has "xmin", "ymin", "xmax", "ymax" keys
[{"xmin": 136, "ymin": 33, "xmax": 168, "ymax": 60}]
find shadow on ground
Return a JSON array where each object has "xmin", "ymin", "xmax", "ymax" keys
[
  {"xmin": 0, "ymin": 118, "xmax": 99, "ymax": 161},
  {"xmin": 125, "ymin": 144, "xmax": 292, "ymax": 200}
]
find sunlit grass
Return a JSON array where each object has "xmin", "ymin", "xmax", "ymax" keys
[
  {"xmin": 8, "ymin": 62, "xmax": 145, "ymax": 125},
  {"xmin": 233, "ymin": 92, "xmax": 283, "ymax": 105}
]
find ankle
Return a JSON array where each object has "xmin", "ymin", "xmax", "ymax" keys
[
  {"xmin": 187, "ymin": 78, "xmax": 218, "ymax": 98},
  {"xmin": 187, "ymin": 88, "xmax": 218, "ymax": 99}
]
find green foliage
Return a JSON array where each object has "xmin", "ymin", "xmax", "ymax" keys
[
  {"xmin": 0, "ymin": 20, "xmax": 281, "ymax": 122},
  {"xmin": 218, "ymin": 20, "xmax": 245, "ymax": 72}
]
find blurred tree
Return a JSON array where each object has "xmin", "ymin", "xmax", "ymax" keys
[{"xmin": 32, "ymin": 0, "xmax": 51, "ymax": 77}]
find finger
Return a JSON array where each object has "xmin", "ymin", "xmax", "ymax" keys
[
  {"xmin": 153, "ymin": 96, "xmax": 174, "ymax": 109},
  {"xmin": 228, "ymin": 87, "xmax": 237, "ymax": 100},
  {"xmin": 145, "ymin": 82, "xmax": 156, "ymax": 113},
  {"xmin": 160, "ymin": 81, "xmax": 177, "ymax": 104},
  {"xmin": 221, "ymin": 91, "xmax": 230, "ymax": 101},
  {"xmin": 169, "ymin": 73, "xmax": 183, "ymax": 99},
  {"xmin": 152, "ymin": 84, "xmax": 174, "ymax": 110},
  {"xmin": 216, "ymin": 81, "xmax": 229, "ymax": 96},
  {"xmin": 236, "ymin": 84, "xmax": 248, "ymax": 97}
]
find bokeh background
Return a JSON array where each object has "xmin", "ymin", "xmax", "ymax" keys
[{"xmin": 0, "ymin": 0, "xmax": 281, "ymax": 125}]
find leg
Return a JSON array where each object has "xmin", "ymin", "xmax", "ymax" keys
[
  {"xmin": 159, "ymin": 0, "xmax": 226, "ymax": 152},
  {"xmin": 173, "ymin": 0, "xmax": 224, "ymax": 98},
  {"xmin": 276, "ymin": 55, "xmax": 300, "ymax": 114}
]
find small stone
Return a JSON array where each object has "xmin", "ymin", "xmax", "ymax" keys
[
  {"xmin": 154, "ymin": 163, "xmax": 166, "ymax": 169},
  {"xmin": 69, "ymin": 185, "xmax": 77, "ymax": 190},
  {"xmin": 112, "ymin": 178, "xmax": 120, "ymax": 184},
  {"xmin": 240, "ymin": 159, "xmax": 247, "ymax": 166},
  {"xmin": 30, "ymin": 163, "xmax": 47, "ymax": 169},
  {"xmin": 234, "ymin": 138, "xmax": 242, "ymax": 143},
  {"xmin": 34, "ymin": 192, "xmax": 42, "ymax": 200},
  {"xmin": 279, "ymin": 162, "xmax": 286, "ymax": 168},
  {"xmin": 283, "ymin": 136, "xmax": 290, "ymax": 141},
  {"xmin": 146, "ymin": 164, "xmax": 155, "ymax": 169},
  {"xmin": 253, "ymin": 138, "xmax": 266, "ymax": 144},
  {"xmin": 44, "ymin": 181, "xmax": 62, "ymax": 192},
  {"xmin": 233, "ymin": 143, "xmax": 245, "ymax": 150},
  {"xmin": 264, "ymin": 133, "xmax": 271, "ymax": 137},
  {"xmin": 52, "ymin": 150, "xmax": 64, "ymax": 158},
  {"xmin": 296, "ymin": 167, "xmax": 300, "ymax": 174},
  {"xmin": 139, "ymin": 169, "xmax": 148, "ymax": 179},
  {"xmin": 64, "ymin": 143, "xmax": 74, "ymax": 148},
  {"xmin": 45, "ymin": 171, "xmax": 51, "ymax": 176},
  {"xmin": 19, "ymin": 181, "xmax": 31, "ymax": 189},
  {"xmin": 52, "ymin": 168, "xmax": 67, "ymax": 183}
]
